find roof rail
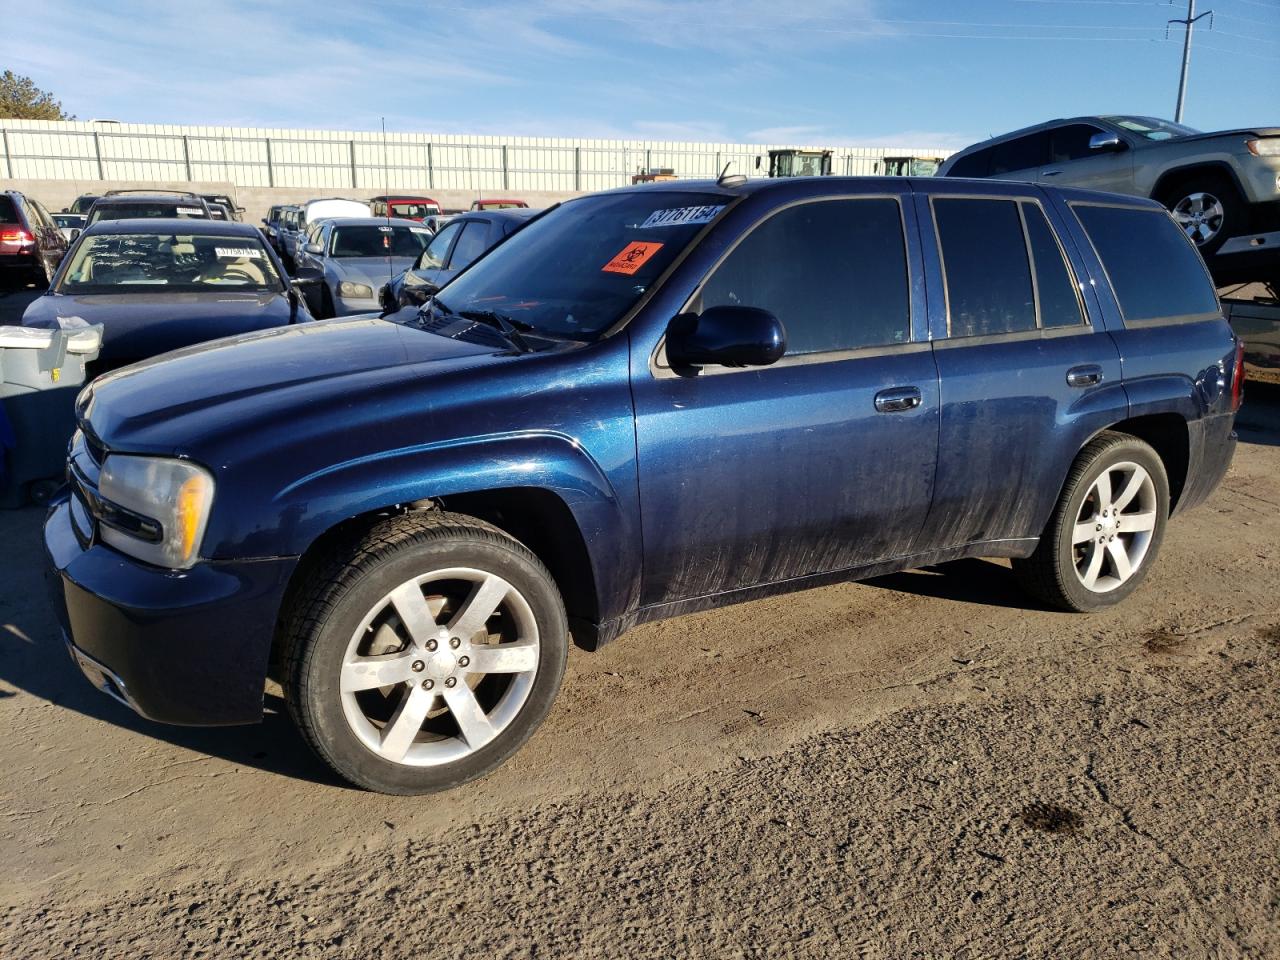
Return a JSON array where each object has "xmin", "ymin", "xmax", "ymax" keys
[{"xmin": 103, "ymin": 189, "xmax": 204, "ymax": 199}]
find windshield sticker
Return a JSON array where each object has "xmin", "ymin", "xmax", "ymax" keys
[
  {"xmin": 638, "ymin": 204, "xmax": 725, "ymax": 229},
  {"xmin": 177, "ymin": 206, "xmax": 205, "ymax": 216},
  {"xmin": 214, "ymin": 247, "xmax": 263, "ymax": 259},
  {"xmin": 409, "ymin": 227, "xmax": 429, "ymax": 234},
  {"xmin": 378, "ymin": 225, "xmax": 394, "ymax": 232},
  {"xmin": 602, "ymin": 241, "xmax": 663, "ymax": 276}
]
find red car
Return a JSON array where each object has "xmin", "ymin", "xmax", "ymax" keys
[
  {"xmin": 0, "ymin": 190, "xmax": 69, "ymax": 289},
  {"xmin": 470, "ymin": 198, "xmax": 529, "ymax": 211},
  {"xmin": 369, "ymin": 195, "xmax": 442, "ymax": 221}
]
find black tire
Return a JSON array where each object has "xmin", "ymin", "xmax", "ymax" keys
[
  {"xmin": 1156, "ymin": 173, "xmax": 1245, "ymax": 258},
  {"xmin": 1013, "ymin": 431, "xmax": 1170, "ymax": 612},
  {"xmin": 280, "ymin": 511, "xmax": 568, "ymax": 794}
]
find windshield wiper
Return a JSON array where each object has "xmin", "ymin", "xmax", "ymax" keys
[{"xmin": 455, "ymin": 308, "xmax": 536, "ymax": 354}]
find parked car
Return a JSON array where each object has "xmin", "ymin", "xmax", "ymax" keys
[
  {"xmin": 939, "ymin": 115, "xmax": 1280, "ymax": 278},
  {"xmin": 470, "ymin": 198, "xmax": 529, "ymax": 211},
  {"xmin": 85, "ymin": 191, "xmax": 211, "ymax": 226},
  {"xmin": 1, "ymin": 190, "xmax": 70, "ymax": 288},
  {"xmin": 293, "ymin": 216, "xmax": 432, "ymax": 317},
  {"xmin": 261, "ymin": 204, "xmax": 287, "ymax": 248},
  {"xmin": 379, "ymin": 208, "xmax": 537, "ymax": 310},
  {"xmin": 369, "ymin": 195, "xmax": 442, "ymax": 221},
  {"xmin": 45, "ymin": 177, "xmax": 1240, "ymax": 795},
  {"xmin": 200, "ymin": 194, "xmax": 242, "ymax": 221},
  {"xmin": 422, "ymin": 214, "xmax": 454, "ymax": 235},
  {"xmin": 64, "ymin": 195, "xmax": 101, "ymax": 216},
  {"xmin": 22, "ymin": 218, "xmax": 311, "ymax": 375},
  {"xmin": 274, "ymin": 206, "xmax": 305, "ymax": 264},
  {"xmin": 1221, "ymin": 280, "xmax": 1280, "ymax": 386},
  {"xmin": 277, "ymin": 198, "xmax": 371, "ymax": 269},
  {"xmin": 207, "ymin": 203, "xmax": 232, "ymax": 222},
  {"xmin": 52, "ymin": 212, "xmax": 87, "ymax": 243}
]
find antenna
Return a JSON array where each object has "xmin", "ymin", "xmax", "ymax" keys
[
  {"xmin": 381, "ymin": 117, "xmax": 394, "ymax": 292},
  {"xmin": 716, "ymin": 161, "xmax": 747, "ymax": 188}
]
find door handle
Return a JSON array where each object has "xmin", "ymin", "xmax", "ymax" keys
[
  {"xmin": 1066, "ymin": 364, "xmax": 1103, "ymax": 388},
  {"xmin": 1042, "ymin": 170, "xmax": 1062, "ymax": 177},
  {"xmin": 874, "ymin": 386, "xmax": 922, "ymax": 413}
]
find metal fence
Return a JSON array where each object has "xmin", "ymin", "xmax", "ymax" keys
[{"xmin": 0, "ymin": 121, "xmax": 951, "ymax": 193}]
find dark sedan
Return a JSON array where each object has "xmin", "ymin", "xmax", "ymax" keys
[
  {"xmin": 21, "ymin": 218, "xmax": 313, "ymax": 375},
  {"xmin": 379, "ymin": 208, "xmax": 538, "ymax": 310}
]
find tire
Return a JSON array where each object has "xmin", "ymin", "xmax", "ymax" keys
[
  {"xmin": 1013, "ymin": 432, "xmax": 1170, "ymax": 612},
  {"xmin": 1157, "ymin": 173, "xmax": 1245, "ymax": 258},
  {"xmin": 280, "ymin": 511, "xmax": 568, "ymax": 794}
]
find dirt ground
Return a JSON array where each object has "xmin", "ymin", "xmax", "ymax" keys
[{"xmin": 1, "ymin": 280, "xmax": 1278, "ymax": 957}]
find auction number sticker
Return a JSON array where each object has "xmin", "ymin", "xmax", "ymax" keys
[
  {"xmin": 638, "ymin": 205, "xmax": 725, "ymax": 229},
  {"xmin": 215, "ymin": 247, "xmax": 263, "ymax": 259},
  {"xmin": 602, "ymin": 241, "xmax": 663, "ymax": 275},
  {"xmin": 177, "ymin": 206, "xmax": 205, "ymax": 215}
]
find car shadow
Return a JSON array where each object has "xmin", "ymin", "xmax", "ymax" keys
[
  {"xmin": 0, "ymin": 507, "xmax": 347, "ymax": 788},
  {"xmin": 862, "ymin": 557, "xmax": 1039, "ymax": 610},
  {"xmin": 1236, "ymin": 384, "xmax": 1280, "ymax": 447}
]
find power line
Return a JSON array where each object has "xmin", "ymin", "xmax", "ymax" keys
[{"xmin": 1168, "ymin": 0, "xmax": 1214, "ymax": 123}]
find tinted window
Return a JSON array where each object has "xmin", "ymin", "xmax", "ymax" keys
[
  {"xmin": 0, "ymin": 197, "xmax": 17, "ymax": 224},
  {"xmin": 934, "ymin": 198, "xmax": 1035, "ymax": 337},
  {"xmin": 1022, "ymin": 203, "xmax": 1084, "ymax": 328},
  {"xmin": 88, "ymin": 202, "xmax": 208, "ymax": 225},
  {"xmin": 988, "ymin": 133, "xmax": 1046, "ymax": 176},
  {"xmin": 418, "ymin": 221, "xmax": 461, "ymax": 270},
  {"xmin": 1048, "ymin": 124, "xmax": 1105, "ymax": 164},
  {"xmin": 946, "ymin": 149, "xmax": 990, "ymax": 178},
  {"xmin": 699, "ymin": 198, "xmax": 911, "ymax": 355},
  {"xmin": 448, "ymin": 222, "xmax": 491, "ymax": 270},
  {"xmin": 330, "ymin": 225, "xmax": 429, "ymax": 258},
  {"xmin": 1074, "ymin": 204, "xmax": 1218, "ymax": 321}
]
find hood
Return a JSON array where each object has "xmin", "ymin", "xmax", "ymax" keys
[
  {"xmin": 79, "ymin": 315, "xmax": 504, "ymax": 454},
  {"xmin": 1168, "ymin": 126, "xmax": 1280, "ymax": 144},
  {"xmin": 330, "ymin": 256, "xmax": 419, "ymax": 288},
  {"xmin": 22, "ymin": 290, "xmax": 295, "ymax": 362}
]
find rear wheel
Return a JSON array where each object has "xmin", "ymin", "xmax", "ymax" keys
[
  {"xmin": 1013, "ymin": 432, "xmax": 1169, "ymax": 612},
  {"xmin": 1157, "ymin": 174, "xmax": 1244, "ymax": 258},
  {"xmin": 281, "ymin": 512, "xmax": 568, "ymax": 794}
]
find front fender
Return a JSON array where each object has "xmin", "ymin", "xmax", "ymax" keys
[{"xmin": 229, "ymin": 430, "xmax": 639, "ymax": 625}]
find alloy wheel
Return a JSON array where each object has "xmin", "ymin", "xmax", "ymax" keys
[
  {"xmin": 1070, "ymin": 461, "xmax": 1158, "ymax": 593},
  {"xmin": 339, "ymin": 567, "xmax": 540, "ymax": 767},
  {"xmin": 1171, "ymin": 192, "xmax": 1224, "ymax": 247}
]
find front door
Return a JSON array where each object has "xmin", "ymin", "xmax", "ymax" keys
[
  {"xmin": 1039, "ymin": 123, "xmax": 1135, "ymax": 195},
  {"xmin": 631, "ymin": 190, "xmax": 941, "ymax": 607}
]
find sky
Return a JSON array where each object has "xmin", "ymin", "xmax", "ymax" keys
[{"xmin": 5, "ymin": 0, "xmax": 1279, "ymax": 150}]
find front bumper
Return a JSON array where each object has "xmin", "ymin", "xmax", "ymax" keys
[{"xmin": 45, "ymin": 496, "xmax": 298, "ymax": 725}]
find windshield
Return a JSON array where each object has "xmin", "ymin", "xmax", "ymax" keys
[
  {"xmin": 57, "ymin": 232, "xmax": 283, "ymax": 294},
  {"xmin": 391, "ymin": 201, "xmax": 439, "ymax": 218},
  {"xmin": 88, "ymin": 202, "xmax": 209, "ymax": 225},
  {"xmin": 434, "ymin": 191, "xmax": 731, "ymax": 341},
  {"xmin": 1104, "ymin": 116, "xmax": 1200, "ymax": 141},
  {"xmin": 69, "ymin": 196, "xmax": 100, "ymax": 215},
  {"xmin": 476, "ymin": 202, "xmax": 524, "ymax": 210},
  {"xmin": 331, "ymin": 224, "xmax": 431, "ymax": 258},
  {"xmin": 53, "ymin": 214, "xmax": 84, "ymax": 227}
]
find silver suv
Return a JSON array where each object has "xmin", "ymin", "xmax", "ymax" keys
[{"xmin": 939, "ymin": 115, "xmax": 1280, "ymax": 278}]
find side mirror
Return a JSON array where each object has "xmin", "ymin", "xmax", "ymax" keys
[
  {"xmin": 290, "ymin": 266, "xmax": 324, "ymax": 286},
  {"xmin": 304, "ymin": 243, "xmax": 324, "ymax": 255},
  {"xmin": 1089, "ymin": 132, "xmax": 1125, "ymax": 153},
  {"xmin": 666, "ymin": 305, "xmax": 786, "ymax": 369}
]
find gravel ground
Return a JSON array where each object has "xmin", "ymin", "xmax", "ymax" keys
[{"xmin": 1, "ymin": 281, "xmax": 1278, "ymax": 956}]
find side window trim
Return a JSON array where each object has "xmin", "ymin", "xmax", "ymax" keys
[
  {"xmin": 928, "ymin": 192, "xmax": 1092, "ymax": 340},
  {"xmin": 652, "ymin": 193, "xmax": 918, "ymax": 375}
]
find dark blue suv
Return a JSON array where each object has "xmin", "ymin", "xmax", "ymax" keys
[{"xmin": 45, "ymin": 176, "xmax": 1241, "ymax": 794}]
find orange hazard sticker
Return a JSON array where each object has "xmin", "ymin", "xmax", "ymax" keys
[{"xmin": 602, "ymin": 241, "xmax": 663, "ymax": 275}]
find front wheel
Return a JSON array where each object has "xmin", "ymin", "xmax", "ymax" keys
[
  {"xmin": 281, "ymin": 512, "xmax": 568, "ymax": 794},
  {"xmin": 1158, "ymin": 174, "xmax": 1244, "ymax": 257},
  {"xmin": 1013, "ymin": 432, "xmax": 1170, "ymax": 612}
]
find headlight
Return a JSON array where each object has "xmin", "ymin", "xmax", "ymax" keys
[
  {"xmin": 98, "ymin": 456, "xmax": 215, "ymax": 569},
  {"xmin": 339, "ymin": 281, "xmax": 374, "ymax": 298},
  {"xmin": 1246, "ymin": 138, "xmax": 1280, "ymax": 157}
]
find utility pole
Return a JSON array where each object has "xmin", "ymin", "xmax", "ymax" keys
[{"xmin": 1167, "ymin": 0, "xmax": 1214, "ymax": 124}]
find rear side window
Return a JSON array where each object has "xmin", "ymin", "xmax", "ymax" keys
[
  {"xmin": 988, "ymin": 133, "xmax": 1046, "ymax": 176},
  {"xmin": 0, "ymin": 196, "xmax": 19, "ymax": 224},
  {"xmin": 1021, "ymin": 203, "xmax": 1084, "ymax": 328},
  {"xmin": 448, "ymin": 221, "xmax": 491, "ymax": 270},
  {"xmin": 1048, "ymin": 124, "xmax": 1105, "ymax": 164},
  {"xmin": 946, "ymin": 150, "xmax": 990, "ymax": 178},
  {"xmin": 1073, "ymin": 204, "xmax": 1219, "ymax": 322},
  {"xmin": 934, "ymin": 198, "xmax": 1035, "ymax": 337},
  {"xmin": 699, "ymin": 198, "xmax": 911, "ymax": 355}
]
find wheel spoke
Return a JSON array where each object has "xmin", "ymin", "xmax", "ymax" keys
[
  {"xmin": 1113, "ymin": 469, "xmax": 1146, "ymax": 510},
  {"xmin": 341, "ymin": 651, "xmax": 418, "ymax": 693},
  {"xmin": 1093, "ymin": 470, "xmax": 1112, "ymax": 508},
  {"xmin": 1072, "ymin": 521, "xmax": 1097, "ymax": 545},
  {"xmin": 388, "ymin": 581, "xmax": 441, "ymax": 646},
  {"xmin": 447, "ymin": 574, "xmax": 509, "ymax": 640},
  {"xmin": 467, "ymin": 641, "xmax": 538, "ymax": 674},
  {"xmin": 1124, "ymin": 510, "xmax": 1157, "ymax": 532},
  {"xmin": 1107, "ymin": 540, "xmax": 1132, "ymax": 582},
  {"xmin": 378, "ymin": 686, "xmax": 434, "ymax": 761},
  {"xmin": 1080, "ymin": 542, "xmax": 1105, "ymax": 589},
  {"xmin": 442, "ymin": 683, "xmax": 497, "ymax": 749}
]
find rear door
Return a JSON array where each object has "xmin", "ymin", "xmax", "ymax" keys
[
  {"xmin": 986, "ymin": 132, "xmax": 1049, "ymax": 183},
  {"xmin": 631, "ymin": 186, "xmax": 941, "ymax": 605},
  {"xmin": 1039, "ymin": 123, "xmax": 1135, "ymax": 194},
  {"xmin": 913, "ymin": 183, "xmax": 1126, "ymax": 551}
]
